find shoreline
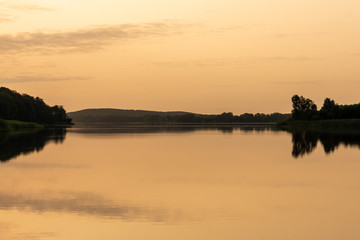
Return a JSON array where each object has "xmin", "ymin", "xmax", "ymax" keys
[
  {"xmin": 71, "ymin": 122, "xmax": 278, "ymax": 127},
  {"xmin": 0, "ymin": 119, "xmax": 44, "ymax": 133},
  {"xmin": 277, "ymin": 119, "xmax": 360, "ymax": 128}
]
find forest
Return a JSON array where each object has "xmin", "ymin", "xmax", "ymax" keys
[
  {"xmin": 0, "ymin": 87, "xmax": 72, "ymax": 124},
  {"xmin": 291, "ymin": 95, "xmax": 360, "ymax": 121},
  {"xmin": 69, "ymin": 108, "xmax": 291, "ymax": 123},
  {"xmin": 158, "ymin": 112, "xmax": 291, "ymax": 123}
]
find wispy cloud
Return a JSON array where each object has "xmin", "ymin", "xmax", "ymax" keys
[
  {"xmin": 150, "ymin": 58, "xmax": 249, "ymax": 68},
  {"xmin": 0, "ymin": 1, "xmax": 53, "ymax": 25},
  {"xmin": 272, "ymin": 80, "xmax": 321, "ymax": 85},
  {"xmin": 0, "ymin": 22, "xmax": 188, "ymax": 54},
  {"xmin": 200, "ymin": 25, "xmax": 245, "ymax": 35},
  {"xmin": 0, "ymin": 2, "xmax": 53, "ymax": 12},
  {"xmin": 0, "ymin": 75, "xmax": 90, "ymax": 83},
  {"xmin": 0, "ymin": 16, "xmax": 11, "ymax": 22},
  {"xmin": 7, "ymin": 3, "xmax": 53, "ymax": 12},
  {"xmin": 0, "ymin": 10, "xmax": 13, "ymax": 22},
  {"xmin": 268, "ymin": 32, "xmax": 329, "ymax": 38},
  {"xmin": 149, "ymin": 56, "xmax": 313, "ymax": 68},
  {"xmin": 197, "ymin": 23, "xmax": 269, "ymax": 36}
]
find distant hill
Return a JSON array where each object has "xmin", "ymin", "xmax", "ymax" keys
[
  {"xmin": 68, "ymin": 108, "xmax": 291, "ymax": 124},
  {"xmin": 68, "ymin": 109, "xmax": 192, "ymax": 123}
]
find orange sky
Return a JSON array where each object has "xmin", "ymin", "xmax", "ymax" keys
[{"xmin": 1, "ymin": 0, "xmax": 359, "ymax": 114}]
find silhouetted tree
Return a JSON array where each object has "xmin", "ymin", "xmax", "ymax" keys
[
  {"xmin": 319, "ymin": 98, "xmax": 340, "ymax": 119},
  {"xmin": 0, "ymin": 87, "xmax": 72, "ymax": 124},
  {"xmin": 291, "ymin": 95, "xmax": 360, "ymax": 121},
  {"xmin": 291, "ymin": 95, "xmax": 318, "ymax": 120}
]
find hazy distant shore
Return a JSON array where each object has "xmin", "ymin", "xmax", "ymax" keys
[
  {"xmin": 72, "ymin": 122, "xmax": 278, "ymax": 126},
  {"xmin": 68, "ymin": 108, "xmax": 290, "ymax": 124}
]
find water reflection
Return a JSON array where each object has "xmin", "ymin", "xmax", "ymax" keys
[
  {"xmin": 2, "ymin": 124, "xmax": 360, "ymax": 239},
  {"xmin": 0, "ymin": 124, "xmax": 277, "ymax": 162},
  {"xmin": 2, "ymin": 124, "xmax": 360, "ymax": 161},
  {"xmin": 0, "ymin": 191, "xmax": 182, "ymax": 222},
  {"xmin": 0, "ymin": 128, "xmax": 67, "ymax": 162},
  {"xmin": 287, "ymin": 128, "xmax": 360, "ymax": 158},
  {"xmin": 69, "ymin": 123, "xmax": 274, "ymax": 134}
]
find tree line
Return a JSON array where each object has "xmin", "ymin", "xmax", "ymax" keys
[
  {"xmin": 76, "ymin": 112, "xmax": 291, "ymax": 123},
  {"xmin": 0, "ymin": 87, "xmax": 72, "ymax": 124},
  {"xmin": 144, "ymin": 112, "xmax": 291, "ymax": 123},
  {"xmin": 291, "ymin": 95, "xmax": 360, "ymax": 120}
]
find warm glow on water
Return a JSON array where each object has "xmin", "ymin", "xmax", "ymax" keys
[{"xmin": 1, "ymin": 126, "xmax": 360, "ymax": 239}]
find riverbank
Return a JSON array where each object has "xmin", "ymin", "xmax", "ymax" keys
[
  {"xmin": 278, "ymin": 119, "xmax": 360, "ymax": 129},
  {"xmin": 73, "ymin": 121, "xmax": 277, "ymax": 126},
  {"xmin": 0, "ymin": 119, "xmax": 44, "ymax": 132}
]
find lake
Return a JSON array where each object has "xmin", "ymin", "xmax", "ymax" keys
[{"xmin": 1, "ymin": 124, "xmax": 360, "ymax": 240}]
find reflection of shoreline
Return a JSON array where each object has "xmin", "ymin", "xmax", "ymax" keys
[
  {"xmin": 70, "ymin": 124, "xmax": 360, "ymax": 158},
  {"xmin": 0, "ymin": 128, "xmax": 67, "ymax": 162},
  {"xmin": 286, "ymin": 128, "xmax": 360, "ymax": 158},
  {"xmin": 69, "ymin": 123, "xmax": 276, "ymax": 134},
  {"xmin": 3, "ymin": 124, "xmax": 359, "ymax": 161}
]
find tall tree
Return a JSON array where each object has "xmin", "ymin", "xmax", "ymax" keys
[{"xmin": 291, "ymin": 95, "xmax": 318, "ymax": 120}]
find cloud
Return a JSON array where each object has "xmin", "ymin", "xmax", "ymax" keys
[
  {"xmin": 149, "ymin": 56, "xmax": 313, "ymax": 68},
  {"xmin": 272, "ymin": 80, "xmax": 321, "ymax": 85},
  {"xmin": 0, "ymin": 16, "xmax": 12, "ymax": 22},
  {"xmin": 200, "ymin": 25, "xmax": 245, "ymax": 35},
  {"xmin": 7, "ymin": 3, "xmax": 53, "ymax": 12},
  {"xmin": 0, "ymin": 22, "xmax": 188, "ymax": 55},
  {"xmin": 0, "ymin": 2, "xmax": 53, "ymax": 25},
  {"xmin": 0, "ymin": 192, "xmax": 185, "ymax": 222},
  {"xmin": 150, "ymin": 58, "xmax": 250, "ymax": 68},
  {"xmin": 268, "ymin": 32, "xmax": 329, "ymax": 38},
  {"xmin": 0, "ymin": 75, "xmax": 90, "ymax": 83},
  {"xmin": 13, "ymin": 232, "xmax": 57, "ymax": 240},
  {"xmin": 0, "ymin": 11, "xmax": 13, "ymax": 23},
  {"xmin": 0, "ymin": 2, "xmax": 53, "ymax": 12}
]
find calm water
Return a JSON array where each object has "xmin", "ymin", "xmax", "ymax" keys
[{"xmin": 1, "ymin": 125, "xmax": 360, "ymax": 240}]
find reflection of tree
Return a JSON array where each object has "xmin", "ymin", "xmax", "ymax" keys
[
  {"xmin": 0, "ymin": 128, "xmax": 67, "ymax": 162},
  {"xmin": 291, "ymin": 131, "xmax": 318, "ymax": 158},
  {"xmin": 318, "ymin": 132, "xmax": 360, "ymax": 154},
  {"xmin": 218, "ymin": 127, "xmax": 234, "ymax": 133},
  {"xmin": 288, "ymin": 128, "xmax": 360, "ymax": 158}
]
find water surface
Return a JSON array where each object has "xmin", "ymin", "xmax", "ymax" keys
[{"xmin": 1, "ymin": 125, "xmax": 360, "ymax": 240}]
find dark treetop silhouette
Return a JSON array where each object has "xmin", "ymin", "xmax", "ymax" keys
[
  {"xmin": 0, "ymin": 87, "xmax": 72, "ymax": 124},
  {"xmin": 284, "ymin": 95, "xmax": 360, "ymax": 157},
  {"xmin": 291, "ymin": 95, "xmax": 360, "ymax": 121}
]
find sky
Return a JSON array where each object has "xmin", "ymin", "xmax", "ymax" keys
[{"xmin": 1, "ymin": 0, "xmax": 360, "ymax": 114}]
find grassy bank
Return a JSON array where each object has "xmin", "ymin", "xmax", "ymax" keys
[
  {"xmin": 0, "ymin": 119, "xmax": 43, "ymax": 132},
  {"xmin": 278, "ymin": 119, "xmax": 360, "ymax": 129}
]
